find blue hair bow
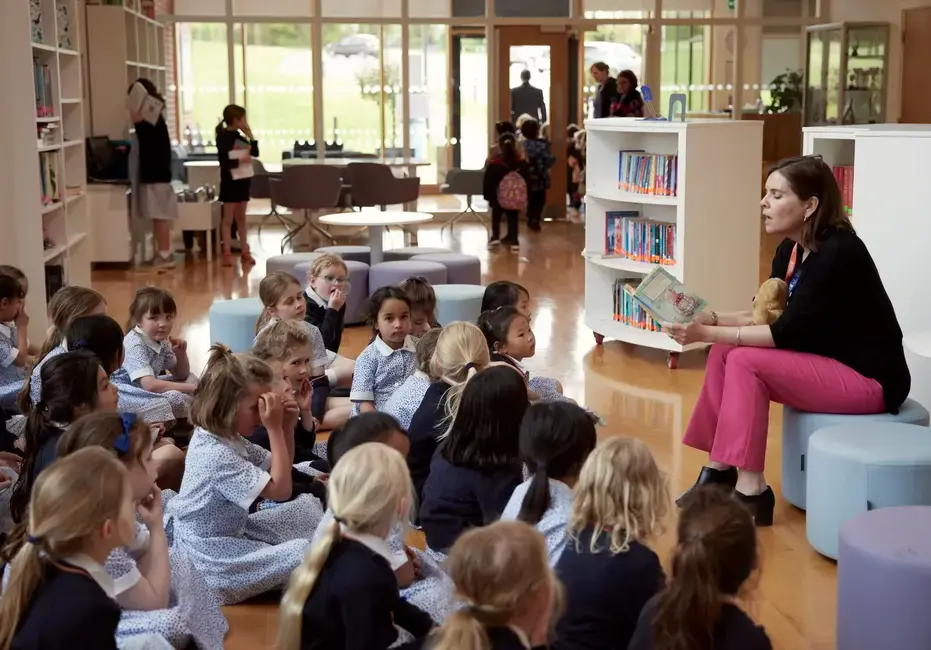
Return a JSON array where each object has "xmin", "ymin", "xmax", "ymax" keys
[
  {"xmin": 113, "ymin": 412, "xmax": 136, "ymax": 456},
  {"xmin": 69, "ymin": 339, "xmax": 88, "ymax": 351}
]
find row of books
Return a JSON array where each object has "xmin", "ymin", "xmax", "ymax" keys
[
  {"xmin": 605, "ymin": 210, "xmax": 676, "ymax": 265},
  {"xmin": 39, "ymin": 152, "xmax": 59, "ymax": 206},
  {"xmin": 613, "ymin": 279, "xmax": 662, "ymax": 333},
  {"xmin": 618, "ymin": 151, "xmax": 678, "ymax": 196},
  {"xmin": 33, "ymin": 58, "xmax": 54, "ymax": 118},
  {"xmin": 832, "ymin": 165, "xmax": 854, "ymax": 215}
]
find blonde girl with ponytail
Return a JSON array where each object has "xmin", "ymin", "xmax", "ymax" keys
[
  {"xmin": 0, "ymin": 448, "xmax": 136, "ymax": 650},
  {"xmin": 431, "ymin": 520, "xmax": 559, "ymax": 650},
  {"xmin": 164, "ymin": 344, "xmax": 324, "ymax": 605},
  {"xmin": 278, "ymin": 443, "xmax": 433, "ymax": 650}
]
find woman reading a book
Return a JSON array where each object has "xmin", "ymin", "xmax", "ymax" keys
[{"xmin": 666, "ymin": 155, "xmax": 909, "ymax": 527}]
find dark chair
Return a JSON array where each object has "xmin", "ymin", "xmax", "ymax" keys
[
  {"xmin": 343, "ymin": 162, "xmax": 420, "ymax": 211},
  {"xmin": 440, "ymin": 169, "xmax": 488, "ymax": 234},
  {"xmin": 269, "ymin": 165, "xmax": 343, "ymax": 252},
  {"xmin": 250, "ymin": 159, "xmax": 289, "ymax": 236}
]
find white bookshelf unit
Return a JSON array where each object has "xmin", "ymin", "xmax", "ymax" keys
[{"xmin": 584, "ymin": 118, "xmax": 763, "ymax": 368}]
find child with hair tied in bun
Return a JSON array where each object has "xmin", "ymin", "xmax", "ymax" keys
[{"xmin": 430, "ymin": 520, "xmax": 560, "ymax": 650}]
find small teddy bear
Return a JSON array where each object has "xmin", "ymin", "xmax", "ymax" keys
[{"xmin": 751, "ymin": 278, "xmax": 789, "ymax": 325}]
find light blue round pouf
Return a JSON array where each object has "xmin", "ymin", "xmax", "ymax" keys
[
  {"xmin": 434, "ymin": 284, "xmax": 486, "ymax": 325},
  {"xmin": 208, "ymin": 297, "xmax": 264, "ymax": 353},
  {"xmin": 782, "ymin": 399, "xmax": 930, "ymax": 510},
  {"xmin": 806, "ymin": 422, "xmax": 931, "ymax": 559},
  {"xmin": 383, "ymin": 246, "xmax": 451, "ymax": 262},
  {"xmin": 265, "ymin": 252, "xmax": 324, "ymax": 280}
]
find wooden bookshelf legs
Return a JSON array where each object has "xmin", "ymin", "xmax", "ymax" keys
[
  {"xmin": 594, "ymin": 332, "xmax": 605, "ymax": 345},
  {"xmin": 668, "ymin": 352, "xmax": 679, "ymax": 369}
]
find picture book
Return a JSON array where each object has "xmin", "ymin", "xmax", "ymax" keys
[
  {"xmin": 626, "ymin": 266, "xmax": 706, "ymax": 324},
  {"xmin": 126, "ymin": 82, "xmax": 164, "ymax": 126}
]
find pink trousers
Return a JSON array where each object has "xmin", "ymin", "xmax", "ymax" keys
[{"xmin": 683, "ymin": 344, "xmax": 885, "ymax": 472}]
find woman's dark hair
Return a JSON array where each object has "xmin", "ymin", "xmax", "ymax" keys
[
  {"xmin": 0, "ymin": 275, "xmax": 25, "ymax": 302},
  {"xmin": 327, "ymin": 412, "xmax": 403, "ymax": 468},
  {"xmin": 481, "ymin": 281, "xmax": 529, "ymax": 313},
  {"xmin": 64, "ymin": 315, "xmax": 124, "ymax": 375},
  {"xmin": 567, "ymin": 123, "xmax": 580, "ymax": 139},
  {"xmin": 9, "ymin": 351, "xmax": 103, "ymax": 524},
  {"xmin": 477, "ymin": 306, "xmax": 523, "ymax": 354},
  {"xmin": 517, "ymin": 402, "xmax": 598, "ymax": 525},
  {"xmin": 618, "ymin": 69, "xmax": 639, "ymax": 91},
  {"xmin": 591, "ymin": 61, "xmax": 610, "ymax": 74},
  {"xmin": 0, "ymin": 266, "xmax": 27, "ymax": 290},
  {"xmin": 441, "ymin": 365, "xmax": 528, "ymax": 471},
  {"xmin": 651, "ymin": 486, "xmax": 757, "ymax": 650},
  {"xmin": 128, "ymin": 78, "xmax": 164, "ymax": 103},
  {"xmin": 365, "ymin": 286, "xmax": 411, "ymax": 333},
  {"xmin": 216, "ymin": 103, "xmax": 247, "ymax": 140},
  {"xmin": 495, "ymin": 121, "xmax": 516, "ymax": 136},
  {"xmin": 520, "ymin": 118, "xmax": 541, "ymax": 140},
  {"xmin": 767, "ymin": 155, "xmax": 854, "ymax": 252},
  {"xmin": 126, "ymin": 286, "xmax": 177, "ymax": 332},
  {"xmin": 498, "ymin": 133, "xmax": 521, "ymax": 166}
]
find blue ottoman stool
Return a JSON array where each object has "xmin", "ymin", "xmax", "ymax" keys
[
  {"xmin": 313, "ymin": 245, "xmax": 371, "ymax": 265},
  {"xmin": 434, "ymin": 284, "xmax": 486, "ymax": 325},
  {"xmin": 209, "ymin": 297, "xmax": 264, "ymax": 353},
  {"xmin": 368, "ymin": 261, "xmax": 447, "ymax": 294},
  {"xmin": 295, "ymin": 259, "xmax": 370, "ymax": 326},
  {"xmin": 266, "ymin": 252, "xmax": 324, "ymax": 280},
  {"xmin": 807, "ymin": 422, "xmax": 931, "ymax": 559},
  {"xmin": 410, "ymin": 253, "xmax": 482, "ymax": 285},
  {"xmin": 838, "ymin": 506, "xmax": 931, "ymax": 650},
  {"xmin": 782, "ymin": 399, "xmax": 930, "ymax": 509},
  {"xmin": 383, "ymin": 246, "xmax": 451, "ymax": 262}
]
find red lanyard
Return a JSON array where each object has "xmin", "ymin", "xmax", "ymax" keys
[{"xmin": 785, "ymin": 243, "xmax": 799, "ymax": 283}]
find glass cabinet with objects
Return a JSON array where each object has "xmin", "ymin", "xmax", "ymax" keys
[{"xmin": 804, "ymin": 22, "xmax": 889, "ymax": 126}]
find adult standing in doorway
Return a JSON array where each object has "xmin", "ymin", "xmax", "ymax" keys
[
  {"xmin": 511, "ymin": 70, "xmax": 547, "ymax": 124},
  {"xmin": 590, "ymin": 62, "xmax": 618, "ymax": 119}
]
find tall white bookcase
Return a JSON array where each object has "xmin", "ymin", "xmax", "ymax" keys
[
  {"xmin": 0, "ymin": 0, "xmax": 91, "ymax": 341},
  {"xmin": 584, "ymin": 118, "xmax": 763, "ymax": 368}
]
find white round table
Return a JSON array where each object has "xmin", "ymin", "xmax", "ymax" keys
[
  {"xmin": 905, "ymin": 330, "xmax": 931, "ymax": 361},
  {"xmin": 318, "ymin": 212, "xmax": 434, "ymax": 264}
]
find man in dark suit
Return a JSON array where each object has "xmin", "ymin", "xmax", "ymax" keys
[{"xmin": 510, "ymin": 70, "xmax": 547, "ymax": 123}]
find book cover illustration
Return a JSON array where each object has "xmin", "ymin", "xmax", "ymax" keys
[{"xmin": 629, "ymin": 266, "xmax": 706, "ymax": 324}]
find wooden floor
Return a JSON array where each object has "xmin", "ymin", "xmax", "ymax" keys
[{"xmin": 92, "ymin": 218, "xmax": 835, "ymax": 650}]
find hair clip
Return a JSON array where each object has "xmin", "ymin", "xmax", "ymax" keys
[
  {"xmin": 70, "ymin": 339, "xmax": 88, "ymax": 350},
  {"xmin": 26, "ymin": 535, "xmax": 42, "ymax": 545},
  {"xmin": 333, "ymin": 515, "xmax": 346, "ymax": 525},
  {"xmin": 113, "ymin": 412, "xmax": 136, "ymax": 456},
  {"xmin": 464, "ymin": 362, "xmax": 475, "ymax": 371}
]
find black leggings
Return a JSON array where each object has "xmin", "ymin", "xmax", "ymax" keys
[
  {"xmin": 527, "ymin": 190, "xmax": 546, "ymax": 226},
  {"xmin": 491, "ymin": 207, "xmax": 519, "ymax": 243}
]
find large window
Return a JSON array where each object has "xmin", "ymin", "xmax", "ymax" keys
[
  {"xmin": 410, "ymin": 25, "xmax": 449, "ymax": 185},
  {"xmin": 660, "ymin": 25, "xmax": 707, "ymax": 112},
  {"xmin": 583, "ymin": 26, "xmax": 645, "ymax": 120},
  {"xmin": 176, "ymin": 23, "xmax": 229, "ymax": 147}
]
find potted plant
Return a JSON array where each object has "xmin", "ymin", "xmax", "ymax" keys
[{"xmin": 767, "ymin": 69, "xmax": 804, "ymax": 114}]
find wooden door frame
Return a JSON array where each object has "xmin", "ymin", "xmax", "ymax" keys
[
  {"xmin": 496, "ymin": 26, "xmax": 569, "ymax": 220},
  {"xmin": 901, "ymin": 7, "xmax": 931, "ymax": 124}
]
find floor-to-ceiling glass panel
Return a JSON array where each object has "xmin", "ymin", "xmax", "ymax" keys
[
  {"xmin": 582, "ymin": 0, "xmax": 653, "ymax": 19},
  {"xmin": 409, "ymin": 25, "xmax": 449, "ymax": 185},
  {"xmin": 451, "ymin": 33, "xmax": 488, "ymax": 170},
  {"xmin": 176, "ymin": 23, "xmax": 230, "ymax": 148},
  {"xmin": 381, "ymin": 25, "xmax": 403, "ymax": 156},
  {"xmin": 582, "ymin": 25, "xmax": 646, "ymax": 120},
  {"xmin": 659, "ymin": 24, "xmax": 707, "ymax": 113},
  {"xmin": 743, "ymin": 26, "xmax": 803, "ymax": 114}
]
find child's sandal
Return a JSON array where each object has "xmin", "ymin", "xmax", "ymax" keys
[{"xmin": 240, "ymin": 247, "xmax": 256, "ymax": 265}]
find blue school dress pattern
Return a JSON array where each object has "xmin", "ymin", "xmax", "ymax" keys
[
  {"xmin": 383, "ymin": 370, "xmax": 431, "ymax": 431},
  {"xmin": 31, "ymin": 342, "xmax": 175, "ymax": 424},
  {"xmin": 501, "ymin": 478, "xmax": 574, "ymax": 565},
  {"xmin": 165, "ymin": 427, "xmax": 322, "ymax": 605},
  {"xmin": 313, "ymin": 511, "xmax": 453, "ymax": 625},
  {"xmin": 116, "ymin": 328, "xmax": 192, "ymax": 420},
  {"xmin": 0, "ymin": 322, "xmax": 26, "ymax": 407},
  {"xmin": 106, "ymin": 520, "xmax": 228, "ymax": 648},
  {"xmin": 349, "ymin": 335, "xmax": 418, "ymax": 415}
]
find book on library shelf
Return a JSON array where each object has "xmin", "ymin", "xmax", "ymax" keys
[
  {"xmin": 126, "ymin": 82, "xmax": 165, "ymax": 127},
  {"xmin": 604, "ymin": 210, "xmax": 676, "ymax": 265},
  {"xmin": 831, "ymin": 165, "xmax": 854, "ymax": 215},
  {"xmin": 617, "ymin": 150, "xmax": 678, "ymax": 196},
  {"xmin": 33, "ymin": 58, "xmax": 54, "ymax": 118},
  {"xmin": 613, "ymin": 267, "xmax": 707, "ymax": 332}
]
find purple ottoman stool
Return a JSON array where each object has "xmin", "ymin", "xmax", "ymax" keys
[
  {"xmin": 368, "ymin": 261, "xmax": 447, "ymax": 294},
  {"xmin": 313, "ymin": 245, "xmax": 371, "ymax": 265},
  {"xmin": 383, "ymin": 246, "xmax": 451, "ymax": 262},
  {"xmin": 409, "ymin": 253, "xmax": 481, "ymax": 285},
  {"xmin": 294, "ymin": 259, "xmax": 370, "ymax": 325},
  {"xmin": 837, "ymin": 506, "xmax": 931, "ymax": 650}
]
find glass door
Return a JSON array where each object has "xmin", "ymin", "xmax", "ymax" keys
[{"xmin": 451, "ymin": 31, "xmax": 488, "ymax": 170}]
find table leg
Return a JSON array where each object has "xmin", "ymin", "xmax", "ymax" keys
[{"xmin": 369, "ymin": 225, "xmax": 385, "ymax": 264}]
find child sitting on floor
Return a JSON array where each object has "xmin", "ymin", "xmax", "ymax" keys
[
  {"xmin": 399, "ymin": 276, "xmax": 440, "ymax": 336},
  {"xmin": 384, "ymin": 327, "xmax": 442, "ymax": 431},
  {"xmin": 481, "ymin": 280, "xmax": 531, "ymax": 317},
  {"xmin": 0, "ymin": 274, "xmax": 29, "ymax": 411}
]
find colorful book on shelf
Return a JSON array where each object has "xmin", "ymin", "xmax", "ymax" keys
[
  {"xmin": 33, "ymin": 58, "xmax": 54, "ymax": 118},
  {"xmin": 831, "ymin": 164, "xmax": 854, "ymax": 216},
  {"xmin": 625, "ymin": 266, "xmax": 706, "ymax": 325},
  {"xmin": 604, "ymin": 211, "xmax": 676, "ymax": 265},
  {"xmin": 618, "ymin": 151, "xmax": 678, "ymax": 196}
]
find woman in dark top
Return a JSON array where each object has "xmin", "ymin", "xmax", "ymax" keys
[
  {"xmin": 628, "ymin": 486, "xmax": 771, "ymax": 650},
  {"xmin": 589, "ymin": 62, "xmax": 617, "ymax": 119},
  {"xmin": 419, "ymin": 366, "xmax": 528, "ymax": 555},
  {"xmin": 610, "ymin": 69, "xmax": 644, "ymax": 117},
  {"xmin": 215, "ymin": 104, "xmax": 259, "ymax": 267},
  {"xmin": 666, "ymin": 156, "xmax": 909, "ymax": 526},
  {"xmin": 128, "ymin": 79, "xmax": 178, "ymax": 270}
]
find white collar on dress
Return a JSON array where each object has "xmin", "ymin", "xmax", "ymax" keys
[
  {"xmin": 344, "ymin": 530, "xmax": 396, "ymax": 565},
  {"xmin": 133, "ymin": 326, "xmax": 163, "ymax": 353},
  {"xmin": 304, "ymin": 287, "xmax": 327, "ymax": 308},
  {"xmin": 63, "ymin": 553, "xmax": 117, "ymax": 599},
  {"xmin": 0, "ymin": 322, "xmax": 12, "ymax": 339},
  {"xmin": 373, "ymin": 335, "xmax": 417, "ymax": 357}
]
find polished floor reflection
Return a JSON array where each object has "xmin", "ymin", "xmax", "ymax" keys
[{"xmin": 93, "ymin": 220, "xmax": 836, "ymax": 650}]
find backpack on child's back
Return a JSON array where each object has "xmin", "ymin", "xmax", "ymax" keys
[{"xmin": 497, "ymin": 168, "xmax": 528, "ymax": 211}]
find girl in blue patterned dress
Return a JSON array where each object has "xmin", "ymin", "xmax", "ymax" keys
[
  {"xmin": 501, "ymin": 402, "xmax": 598, "ymax": 565},
  {"xmin": 0, "ymin": 274, "xmax": 30, "ymax": 411},
  {"xmin": 384, "ymin": 327, "xmax": 442, "ymax": 431},
  {"xmin": 254, "ymin": 272, "xmax": 352, "ymax": 431},
  {"xmin": 115, "ymin": 288, "xmax": 196, "ymax": 422},
  {"xmin": 165, "ymin": 345, "xmax": 323, "ymax": 605},
  {"xmin": 350, "ymin": 286, "xmax": 418, "ymax": 416},
  {"xmin": 57, "ymin": 411, "xmax": 227, "ymax": 649}
]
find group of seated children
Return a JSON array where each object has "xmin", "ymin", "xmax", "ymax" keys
[{"xmin": 0, "ymin": 257, "xmax": 770, "ymax": 650}]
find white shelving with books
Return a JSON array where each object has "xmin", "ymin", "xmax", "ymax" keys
[{"xmin": 583, "ymin": 118, "xmax": 763, "ymax": 368}]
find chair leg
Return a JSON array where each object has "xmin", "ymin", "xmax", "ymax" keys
[{"xmin": 280, "ymin": 209, "xmax": 310, "ymax": 253}]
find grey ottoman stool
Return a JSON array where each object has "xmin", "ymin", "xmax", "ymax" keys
[
  {"xmin": 368, "ymin": 261, "xmax": 447, "ymax": 294},
  {"xmin": 838, "ymin": 506, "xmax": 931, "ymax": 650},
  {"xmin": 295, "ymin": 259, "xmax": 370, "ymax": 326},
  {"xmin": 313, "ymin": 245, "xmax": 371, "ymax": 265},
  {"xmin": 383, "ymin": 246, "xmax": 451, "ymax": 262},
  {"xmin": 265, "ymin": 252, "xmax": 324, "ymax": 280},
  {"xmin": 410, "ymin": 253, "xmax": 482, "ymax": 285},
  {"xmin": 434, "ymin": 284, "xmax": 486, "ymax": 325},
  {"xmin": 209, "ymin": 297, "xmax": 264, "ymax": 353}
]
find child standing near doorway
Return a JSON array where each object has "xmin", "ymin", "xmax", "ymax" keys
[
  {"xmin": 216, "ymin": 104, "xmax": 258, "ymax": 268},
  {"xmin": 483, "ymin": 133, "xmax": 529, "ymax": 252}
]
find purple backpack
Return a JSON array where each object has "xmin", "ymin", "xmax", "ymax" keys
[{"xmin": 497, "ymin": 169, "xmax": 528, "ymax": 211}]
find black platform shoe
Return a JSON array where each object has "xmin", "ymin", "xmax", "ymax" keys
[
  {"xmin": 734, "ymin": 486, "xmax": 775, "ymax": 527},
  {"xmin": 675, "ymin": 466, "xmax": 738, "ymax": 507}
]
